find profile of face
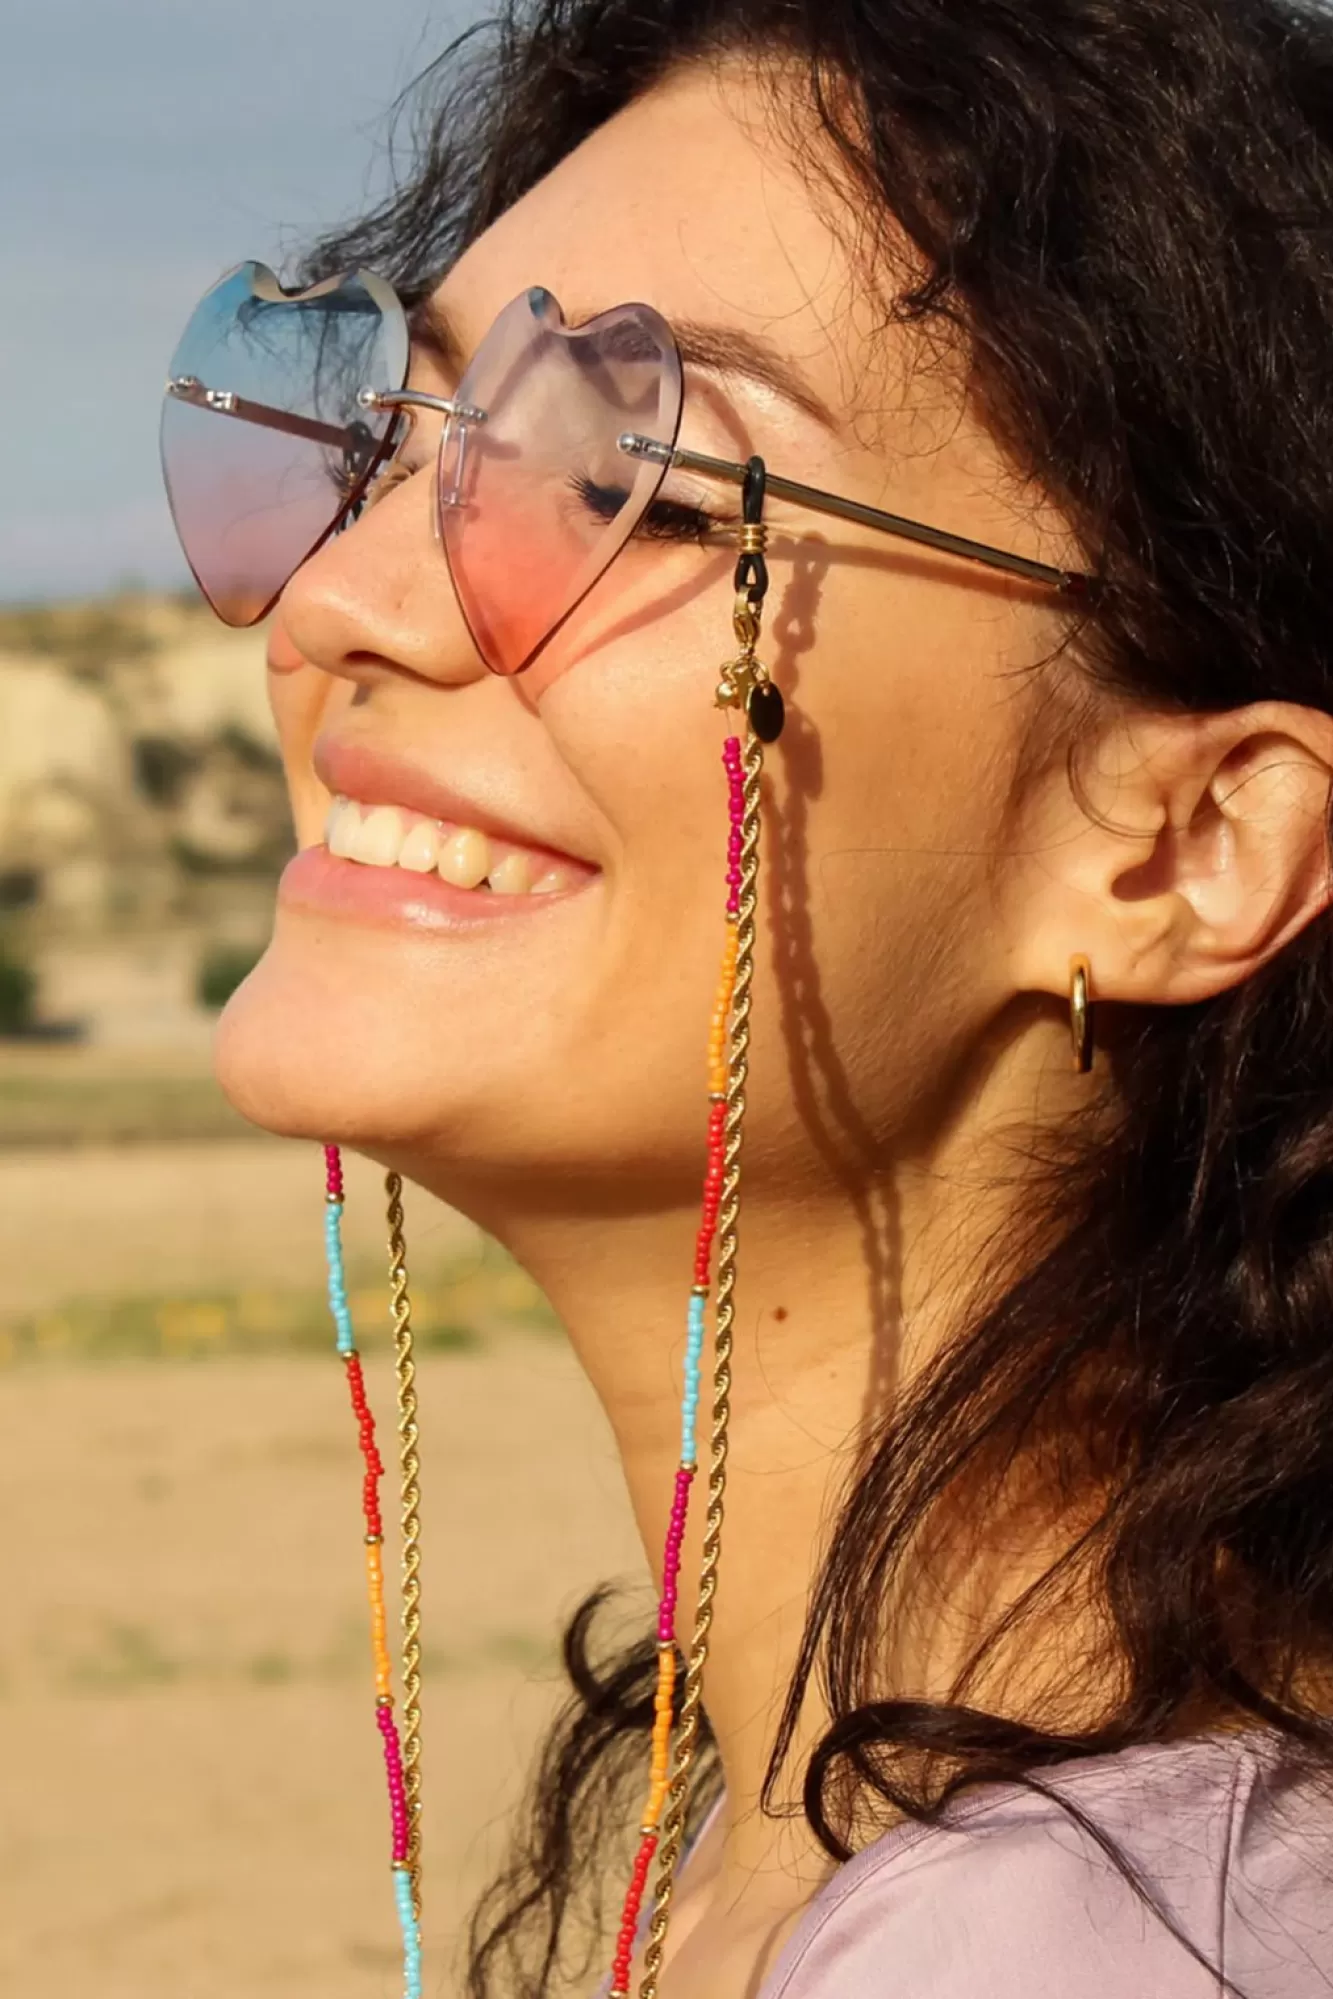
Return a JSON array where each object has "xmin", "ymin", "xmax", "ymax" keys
[{"xmin": 215, "ymin": 60, "xmax": 1088, "ymax": 1221}]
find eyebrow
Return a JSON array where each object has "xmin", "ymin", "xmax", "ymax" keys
[
  {"xmin": 670, "ymin": 319, "xmax": 839, "ymax": 431},
  {"xmin": 407, "ymin": 295, "xmax": 839, "ymax": 432},
  {"xmin": 408, "ymin": 295, "xmax": 466, "ymax": 377}
]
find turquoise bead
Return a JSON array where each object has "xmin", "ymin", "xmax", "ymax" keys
[{"xmin": 324, "ymin": 1198, "xmax": 355, "ymax": 1353}]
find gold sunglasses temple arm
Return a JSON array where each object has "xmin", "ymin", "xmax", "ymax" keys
[{"xmin": 618, "ymin": 433, "xmax": 1092, "ymax": 597}]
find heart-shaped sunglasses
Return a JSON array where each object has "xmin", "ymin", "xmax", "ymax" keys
[{"xmin": 161, "ymin": 262, "xmax": 1091, "ymax": 677}]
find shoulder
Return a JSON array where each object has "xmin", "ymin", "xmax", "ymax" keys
[{"xmin": 765, "ymin": 1736, "xmax": 1333, "ymax": 1999}]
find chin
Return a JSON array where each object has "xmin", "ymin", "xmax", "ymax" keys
[
  {"xmin": 212, "ymin": 917, "xmax": 705, "ymax": 1211},
  {"xmin": 214, "ymin": 929, "xmax": 512, "ymax": 1158}
]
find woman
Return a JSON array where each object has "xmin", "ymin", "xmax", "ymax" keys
[{"xmin": 162, "ymin": 0, "xmax": 1333, "ymax": 1992}]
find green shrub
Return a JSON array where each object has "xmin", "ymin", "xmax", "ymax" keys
[
  {"xmin": 0, "ymin": 942, "xmax": 36, "ymax": 1035},
  {"xmin": 195, "ymin": 941, "xmax": 264, "ymax": 1011}
]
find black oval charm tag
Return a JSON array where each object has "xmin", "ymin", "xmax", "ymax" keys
[{"xmin": 747, "ymin": 680, "xmax": 785, "ymax": 744}]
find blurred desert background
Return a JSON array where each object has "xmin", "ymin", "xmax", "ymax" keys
[{"xmin": 0, "ymin": 592, "xmax": 645, "ymax": 1996}]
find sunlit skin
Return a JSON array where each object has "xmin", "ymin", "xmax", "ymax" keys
[{"xmin": 216, "ymin": 58, "xmax": 1333, "ymax": 1998}]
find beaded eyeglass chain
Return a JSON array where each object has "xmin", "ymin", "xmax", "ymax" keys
[
  {"xmin": 316, "ymin": 459, "xmax": 780, "ymax": 1999},
  {"xmin": 323, "ymin": 1144, "xmax": 425, "ymax": 1999},
  {"xmin": 609, "ymin": 458, "xmax": 781, "ymax": 1998}
]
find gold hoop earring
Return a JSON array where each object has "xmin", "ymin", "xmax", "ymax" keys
[{"xmin": 1069, "ymin": 955, "xmax": 1094, "ymax": 1073}]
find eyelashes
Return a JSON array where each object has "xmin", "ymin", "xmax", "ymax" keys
[
  {"xmin": 566, "ymin": 471, "xmax": 726, "ymax": 544},
  {"xmin": 336, "ymin": 454, "xmax": 730, "ymax": 547}
]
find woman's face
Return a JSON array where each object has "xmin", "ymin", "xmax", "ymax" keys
[{"xmin": 217, "ymin": 60, "xmax": 1077, "ymax": 1213}]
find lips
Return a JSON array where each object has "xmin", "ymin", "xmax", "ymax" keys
[
  {"xmin": 284, "ymin": 734, "xmax": 600, "ymax": 932},
  {"xmin": 313, "ymin": 735, "xmax": 598, "ymax": 873}
]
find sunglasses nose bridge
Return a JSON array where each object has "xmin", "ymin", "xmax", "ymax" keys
[
  {"xmin": 359, "ymin": 383, "xmax": 489, "ymax": 534},
  {"xmin": 358, "ymin": 385, "xmax": 489, "ymax": 426},
  {"xmin": 358, "ymin": 387, "xmax": 493, "ymax": 646}
]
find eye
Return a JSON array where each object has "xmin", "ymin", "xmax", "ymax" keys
[
  {"xmin": 338, "ymin": 457, "xmax": 417, "ymax": 526},
  {"xmin": 567, "ymin": 472, "xmax": 726, "ymax": 545}
]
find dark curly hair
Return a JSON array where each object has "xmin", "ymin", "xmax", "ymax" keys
[{"xmin": 306, "ymin": 1, "xmax": 1333, "ymax": 1990}]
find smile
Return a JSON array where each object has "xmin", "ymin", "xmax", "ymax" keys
[{"xmin": 323, "ymin": 796, "xmax": 592, "ymax": 897}]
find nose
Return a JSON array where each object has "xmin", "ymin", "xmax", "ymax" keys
[{"xmin": 278, "ymin": 463, "xmax": 490, "ymax": 694}]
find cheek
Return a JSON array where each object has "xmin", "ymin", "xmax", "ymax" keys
[
  {"xmin": 267, "ymin": 660, "xmax": 352, "ymax": 846},
  {"xmin": 214, "ymin": 559, "xmax": 1034, "ymax": 1198},
  {"xmin": 745, "ymin": 576, "xmax": 1036, "ymax": 1143},
  {"xmin": 215, "ymin": 627, "xmax": 745, "ymax": 1189}
]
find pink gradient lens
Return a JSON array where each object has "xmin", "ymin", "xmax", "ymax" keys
[
  {"xmin": 439, "ymin": 288, "xmax": 684, "ymax": 675},
  {"xmin": 161, "ymin": 263, "xmax": 408, "ymax": 626}
]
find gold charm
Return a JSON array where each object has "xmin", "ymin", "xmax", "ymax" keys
[{"xmin": 715, "ymin": 586, "xmax": 784, "ymax": 740}]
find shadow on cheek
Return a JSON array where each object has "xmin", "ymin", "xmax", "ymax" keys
[{"xmin": 764, "ymin": 539, "xmax": 907, "ymax": 1430}]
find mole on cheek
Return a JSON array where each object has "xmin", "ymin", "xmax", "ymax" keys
[{"xmin": 773, "ymin": 1306, "xmax": 788, "ymax": 1322}]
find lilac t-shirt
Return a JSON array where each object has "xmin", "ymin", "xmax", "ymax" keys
[{"xmin": 630, "ymin": 1735, "xmax": 1333, "ymax": 1995}]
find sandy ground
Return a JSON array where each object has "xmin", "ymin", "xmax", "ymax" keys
[
  {"xmin": 1, "ymin": 1139, "xmax": 646, "ymax": 1997},
  {"xmin": 0, "ymin": 1137, "xmax": 479, "ymax": 1315}
]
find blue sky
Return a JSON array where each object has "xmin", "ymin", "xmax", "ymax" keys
[{"xmin": 4, "ymin": 0, "xmax": 479, "ymax": 601}]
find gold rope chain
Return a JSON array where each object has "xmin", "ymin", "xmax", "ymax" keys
[
  {"xmin": 374, "ymin": 718, "xmax": 764, "ymax": 1974},
  {"xmin": 636, "ymin": 723, "xmax": 765, "ymax": 1998},
  {"xmin": 386, "ymin": 1171, "xmax": 425, "ymax": 1918}
]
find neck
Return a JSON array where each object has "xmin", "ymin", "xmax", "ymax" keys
[{"xmin": 406, "ymin": 1009, "xmax": 1098, "ymax": 1908}]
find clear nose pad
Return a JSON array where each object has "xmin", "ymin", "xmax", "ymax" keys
[
  {"xmin": 440, "ymin": 414, "xmax": 473, "ymax": 512},
  {"xmin": 435, "ymin": 406, "xmax": 491, "ymax": 552}
]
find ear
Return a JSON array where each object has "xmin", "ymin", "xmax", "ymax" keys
[{"xmin": 1008, "ymin": 702, "xmax": 1333, "ymax": 1008}]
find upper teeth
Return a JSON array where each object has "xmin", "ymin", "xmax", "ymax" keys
[{"xmin": 324, "ymin": 797, "xmax": 579, "ymax": 895}]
